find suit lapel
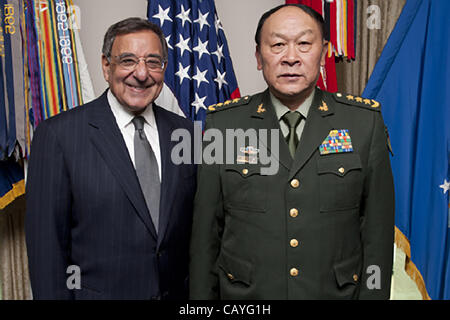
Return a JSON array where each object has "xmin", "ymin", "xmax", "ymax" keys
[
  {"xmin": 289, "ymin": 89, "xmax": 334, "ymax": 180},
  {"xmin": 250, "ymin": 90, "xmax": 292, "ymax": 171},
  {"xmin": 87, "ymin": 92, "xmax": 157, "ymax": 239},
  {"xmin": 153, "ymin": 105, "xmax": 179, "ymax": 247}
]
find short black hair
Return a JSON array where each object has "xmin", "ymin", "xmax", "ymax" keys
[
  {"xmin": 102, "ymin": 17, "xmax": 168, "ymax": 61},
  {"xmin": 255, "ymin": 4, "xmax": 327, "ymax": 46}
]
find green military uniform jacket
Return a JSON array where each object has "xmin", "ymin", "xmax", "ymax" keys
[{"xmin": 189, "ymin": 88, "xmax": 395, "ymax": 299}]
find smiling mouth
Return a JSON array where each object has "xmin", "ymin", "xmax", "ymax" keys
[{"xmin": 126, "ymin": 83, "xmax": 151, "ymax": 92}]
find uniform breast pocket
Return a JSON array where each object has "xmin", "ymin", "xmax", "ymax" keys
[
  {"xmin": 222, "ymin": 164, "xmax": 267, "ymax": 213},
  {"xmin": 317, "ymin": 153, "xmax": 363, "ymax": 212}
]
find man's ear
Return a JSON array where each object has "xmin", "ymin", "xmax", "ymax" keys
[
  {"xmin": 255, "ymin": 45, "xmax": 263, "ymax": 71},
  {"xmin": 101, "ymin": 54, "xmax": 111, "ymax": 82},
  {"xmin": 320, "ymin": 40, "xmax": 329, "ymax": 67}
]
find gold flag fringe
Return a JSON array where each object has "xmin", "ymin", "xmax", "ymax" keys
[
  {"xmin": 0, "ymin": 180, "xmax": 25, "ymax": 210},
  {"xmin": 395, "ymin": 226, "xmax": 431, "ymax": 300}
]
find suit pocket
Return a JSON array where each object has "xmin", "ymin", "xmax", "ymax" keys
[
  {"xmin": 317, "ymin": 153, "xmax": 363, "ymax": 212},
  {"xmin": 218, "ymin": 249, "xmax": 252, "ymax": 287},
  {"xmin": 333, "ymin": 254, "xmax": 362, "ymax": 299},
  {"xmin": 222, "ymin": 164, "xmax": 267, "ymax": 212}
]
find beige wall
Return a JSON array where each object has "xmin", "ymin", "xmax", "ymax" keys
[
  {"xmin": 215, "ymin": 0, "xmax": 282, "ymax": 95},
  {"xmin": 73, "ymin": 0, "xmax": 283, "ymax": 97}
]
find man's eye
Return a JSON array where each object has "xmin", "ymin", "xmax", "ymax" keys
[
  {"xmin": 120, "ymin": 58, "xmax": 137, "ymax": 66},
  {"xmin": 298, "ymin": 42, "xmax": 312, "ymax": 52},
  {"xmin": 146, "ymin": 59, "xmax": 160, "ymax": 65},
  {"xmin": 271, "ymin": 43, "xmax": 285, "ymax": 52}
]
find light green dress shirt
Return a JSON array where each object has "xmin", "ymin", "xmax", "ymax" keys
[{"xmin": 270, "ymin": 90, "xmax": 315, "ymax": 142}]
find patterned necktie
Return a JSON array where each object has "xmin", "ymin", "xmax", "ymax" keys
[
  {"xmin": 132, "ymin": 116, "xmax": 160, "ymax": 233},
  {"xmin": 282, "ymin": 111, "xmax": 303, "ymax": 158}
]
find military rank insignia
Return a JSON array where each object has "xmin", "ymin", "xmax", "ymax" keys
[
  {"xmin": 207, "ymin": 96, "xmax": 250, "ymax": 113},
  {"xmin": 256, "ymin": 103, "xmax": 266, "ymax": 114},
  {"xmin": 333, "ymin": 93, "xmax": 381, "ymax": 111},
  {"xmin": 319, "ymin": 129, "xmax": 353, "ymax": 155}
]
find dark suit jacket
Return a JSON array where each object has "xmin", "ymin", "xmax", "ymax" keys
[
  {"xmin": 190, "ymin": 88, "xmax": 394, "ymax": 300},
  {"xmin": 25, "ymin": 91, "xmax": 196, "ymax": 300}
]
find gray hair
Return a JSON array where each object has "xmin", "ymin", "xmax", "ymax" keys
[{"xmin": 102, "ymin": 17, "xmax": 168, "ymax": 61}]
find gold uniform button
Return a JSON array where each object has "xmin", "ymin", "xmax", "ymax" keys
[
  {"xmin": 242, "ymin": 168, "xmax": 249, "ymax": 175},
  {"xmin": 290, "ymin": 268, "xmax": 299, "ymax": 277},
  {"xmin": 338, "ymin": 167, "xmax": 345, "ymax": 174},
  {"xmin": 227, "ymin": 273, "xmax": 234, "ymax": 280},
  {"xmin": 290, "ymin": 239, "xmax": 299, "ymax": 247},
  {"xmin": 290, "ymin": 208, "xmax": 299, "ymax": 218},
  {"xmin": 353, "ymin": 274, "xmax": 358, "ymax": 282},
  {"xmin": 290, "ymin": 179, "xmax": 300, "ymax": 188}
]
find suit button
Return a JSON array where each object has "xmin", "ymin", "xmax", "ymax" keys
[
  {"xmin": 353, "ymin": 274, "xmax": 358, "ymax": 282},
  {"xmin": 242, "ymin": 168, "xmax": 249, "ymax": 175},
  {"xmin": 290, "ymin": 239, "xmax": 299, "ymax": 247},
  {"xmin": 290, "ymin": 208, "xmax": 298, "ymax": 218},
  {"xmin": 338, "ymin": 167, "xmax": 345, "ymax": 175},
  {"xmin": 227, "ymin": 273, "xmax": 234, "ymax": 280},
  {"xmin": 290, "ymin": 268, "xmax": 299, "ymax": 277},
  {"xmin": 290, "ymin": 179, "xmax": 300, "ymax": 188}
]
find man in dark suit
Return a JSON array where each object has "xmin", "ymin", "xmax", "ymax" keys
[
  {"xmin": 25, "ymin": 18, "xmax": 196, "ymax": 300},
  {"xmin": 190, "ymin": 4, "xmax": 394, "ymax": 299}
]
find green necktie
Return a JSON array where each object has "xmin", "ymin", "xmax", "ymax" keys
[{"xmin": 282, "ymin": 111, "xmax": 302, "ymax": 158}]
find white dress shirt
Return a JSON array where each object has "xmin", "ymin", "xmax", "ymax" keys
[{"xmin": 107, "ymin": 90, "xmax": 162, "ymax": 181}]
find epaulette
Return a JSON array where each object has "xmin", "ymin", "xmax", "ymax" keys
[
  {"xmin": 333, "ymin": 92, "xmax": 381, "ymax": 111},
  {"xmin": 207, "ymin": 95, "xmax": 252, "ymax": 114}
]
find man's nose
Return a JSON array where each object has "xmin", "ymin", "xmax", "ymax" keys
[
  {"xmin": 133, "ymin": 60, "xmax": 150, "ymax": 81},
  {"xmin": 282, "ymin": 44, "xmax": 301, "ymax": 66}
]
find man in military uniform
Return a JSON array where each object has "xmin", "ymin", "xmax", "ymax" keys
[{"xmin": 189, "ymin": 4, "xmax": 394, "ymax": 299}]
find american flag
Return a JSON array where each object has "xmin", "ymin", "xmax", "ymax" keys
[{"xmin": 147, "ymin": 0, "xmax": 241, "ymax": 124}]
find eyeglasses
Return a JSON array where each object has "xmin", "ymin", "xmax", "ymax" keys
[{"xmin": 109, "ymin": 54, "xmax": 166, "ymax": 72}]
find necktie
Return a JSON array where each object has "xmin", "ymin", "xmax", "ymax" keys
[
  {"xmin": 282, "ymin": 111, "xmax": 303, "ymax": 158},
  {"xmin": 132, "ymin": 116, "xmax": 160, "ymax": 233}
]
